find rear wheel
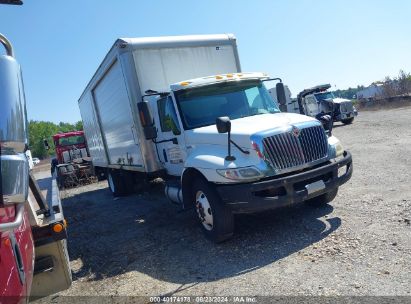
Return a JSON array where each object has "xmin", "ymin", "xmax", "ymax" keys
[
  {"xmin": 57, "ymin": 167, "xmax": 66, "ymax": 189},
  {"xmin": 107, "ymin": 170, "xmax": 127, "ymax": 197},
  {"xmin": 95, "ymin": 168, "xmax": 106, "ymax": 181},
  {"xmin": 192, "ymin": 178, "xmax": 234, "ymax": 243},
  {"xmin": 305, "ymin": 188, "xmax": 338, "ymax": 207},
  {"xmin": 342, "ymin": 117, "xmax": 354, "ymax": 124}
]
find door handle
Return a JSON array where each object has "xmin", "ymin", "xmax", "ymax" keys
[
  {"xmin": 163, "ymin": 149, "xmax": 168, "ymax": 162},
  {"xmin": 154, "ymin": 137, "xmax": 178, "ymax": 145},
  {"xmin": 9, "ymin": 232, "xmax": 26, "ymax": 284},
  {"xmin": 0, "ymin": 204, "xmax": 25, "ymax": 232}
]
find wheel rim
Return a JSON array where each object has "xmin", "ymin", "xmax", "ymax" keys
[
  {"xmin": 195, "ymin": 190, "xmax": 213, "ymax": 231},
  {"xmin": 108, "ymin": 173, "xmax": 115, "ymax": 193}
]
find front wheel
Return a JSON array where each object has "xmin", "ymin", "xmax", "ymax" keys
[
  {"xmin": 342, "ymin": 117, "xmax": 354, "ymax": 124},
  {"xmin": 305, "ymin": 188, "xmax": 338, "ymax": 207},
  {"xmin": 192, "ymin": 179, "xmax": 234, "ymax": 243}
]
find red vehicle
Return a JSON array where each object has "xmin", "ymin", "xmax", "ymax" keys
[
  {"xmin": 53, "ymin": 131, "xmax": 87, "ymax": 165},
  {"xmin": 1, "ymin": 33, "xmax": 71, "ymax": 303},
  {"xmin": 49, "ymin": 131, "xmax": 96, "ymax": 189},
  {"xmin": 0, "ymin": 205, "xmax": 34, "ymax": 301}
]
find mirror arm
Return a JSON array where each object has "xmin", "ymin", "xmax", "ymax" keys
[
  {"xmin": 225, "ymin": 131, "xmax": 235, "ymax": 161},
  {"xmin": 262, "ymin": 77, "xmax": 282, "ymax": 83},
  {"xmin": 141, "ymin": 91, "xmax": 170, "ymax": 102},
  {"xmin": 230, "ymin": 140, "xmax": 250, "ymax": 155}
]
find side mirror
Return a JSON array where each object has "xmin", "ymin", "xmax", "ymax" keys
[
  {"xmin": 216, "ymin": 116, "xmax": 231, "ymax": 134},
  {"xmin": 43, "ymin": 139, "xmax": 50, "ymax": 150},
  {"xmin": 137, "ymin": 101, "xmax": 157, "ymax": 140},
  {"xmin": 316, "ymin": 113, "xmax": 333, "ymax": 136},
  {"xmin": 276, "ymin": 83, "xmax": 287, "ymax": 112},
  {"xmin": 216, "ymin": 117, "xmax": 235, "ymax": 161}
]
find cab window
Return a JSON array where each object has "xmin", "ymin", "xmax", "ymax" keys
[{"xmin": 157, "ymin": 96, "xmax": 181, "ymax": 135}]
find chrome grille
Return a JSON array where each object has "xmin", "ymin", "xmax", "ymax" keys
[
  {"xmin": 340, "ymin": 102, "xmax": 354, "ymax": 113},
  {"xmin": 262, "ymin": 125, "xmax": 328, "ymax": 171}
]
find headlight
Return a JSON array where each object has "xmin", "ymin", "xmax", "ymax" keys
[
  {"xmin": 335, "ymin": 141, "xmax": 344, "ymax": 157},
  {"xmin": 217, "ymin": 166, "xmax": 263, "ymax": 181},
  {"xmin": 328, "ymin": 136, "xmax": 344, "ymax": 158}
]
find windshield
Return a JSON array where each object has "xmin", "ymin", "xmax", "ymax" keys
[
  {"xmin": 314, "ymin": 92, "xmax": 335, "ymax": 102},
  {"xmin": 175, "ymin": 80, "xmax": 280, "ymax": 129},
  {"xmin": 58, "ymin": 135, "xmax": 85, "ymax": 146}
]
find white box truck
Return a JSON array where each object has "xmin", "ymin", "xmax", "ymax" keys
[{"xmin": 78, "ymin": 34, "xmax": 352, "ymax": 242}]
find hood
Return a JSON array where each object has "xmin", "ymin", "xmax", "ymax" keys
[
  {"xmin": 332, "ymin": 97, "xmax": 351, "ymax": 104},
  {"xmin": 184, "ymin": 113, "xmax": 318, "ymax": 148}
]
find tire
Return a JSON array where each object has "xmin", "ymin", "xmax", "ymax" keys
[
  {"xmin": 51, "ymin": 158, "xmax": 58, "ymax": 175},
  {"xmin": 57, "ymin": 167, "xmax": 66, "ymax": 190},
  {"xmin": 192, "ymin": 178, "xmax": 234, "ymax": 243},
  {"xmin": 95, "ymin": 168, "xmax": 106, "ymax": 181},
  {"xmin": 107, "ymin": 169, "xmax": 127, "ymax": 197},
  {"xmin": 342, "ymin": 117, "xmax": 354, "ymax": 124},
  {"xmin": 305, "ymin": 188, "xmax": 338, "ymax": 207}
]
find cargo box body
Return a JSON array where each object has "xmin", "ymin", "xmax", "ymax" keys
[{"xmin": 78, "ymin": 34, "xmax": 241, "ymax": 174}]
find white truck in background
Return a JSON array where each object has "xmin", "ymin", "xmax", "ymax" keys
[
  {"xmin": 270, "ymin": 84, "xmax": 358, "ymax": 124},
  {"xmin": 78, "ymin": 34, "xmax": 353, "ymax": 242}
]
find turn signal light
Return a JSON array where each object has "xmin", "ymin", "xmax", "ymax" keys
[
  {"xmin": 139, "ymin": 111, "xmax": 146, "ymax": 126},
  {"xmin": 53, "ymin": 223, "xmax": 64, "ymax": 233},
  {"xmin": 252, "ymin": 142, "xmax": 264, "ymax": 159},
  {"xmin": 3, "ymin": 238, "xmax": 11, "ymax": 247}
]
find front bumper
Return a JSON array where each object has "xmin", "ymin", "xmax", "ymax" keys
[
  {"xmin": 216, "ymin": 151, "xmax": 352, "ymax": 213},
  {"xmin": 335, "ymin": 111, "xmax": 358, "ymax": 121}
]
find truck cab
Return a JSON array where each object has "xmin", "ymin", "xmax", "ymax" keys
[
  {"xmin": 53, "ymin": 131, "xmax": 88, "ymax": 165},
  {"xmin": 140, "ymin": 73, "xmax": 352, "ymax": 242},
  {"xmin": 297, "ymin": 84, "xmax": 358, "ymax": 124},
  {"xmin": 50, "ymin": 131, "xmax": 94, "ymax": 188}
]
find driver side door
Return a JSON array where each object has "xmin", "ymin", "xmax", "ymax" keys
[{"xmin": 153, "ymin": 96, "xmax": 186, "ymax": 176}]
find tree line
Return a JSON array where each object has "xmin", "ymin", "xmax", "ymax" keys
[
  {"xmin": 331, "ymin": 70, "xmax": 411, "ymax": 100},
  {"xmin": 29, "ymin": 120, "xmax": 83, "ymax": 159},
  {"xmin": 380, "ymin": 70, "xmax": 411, "ymax": 99},
  {"xmin": 332, "ymin": 85, "xmax": 365, "ymax": 99}
]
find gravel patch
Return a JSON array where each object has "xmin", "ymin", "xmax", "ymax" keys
[{"xmin": 39, "ymin": 107, "xmax": 411, "ymax": 299}]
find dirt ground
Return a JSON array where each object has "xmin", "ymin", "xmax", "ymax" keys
[{"xmin": 39, "ymin": 106, "xmax": 411, "ymax": 299}]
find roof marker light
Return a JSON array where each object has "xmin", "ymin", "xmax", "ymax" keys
[
  {"xmin": 215, "ymin": 75, "xmax": 223, "ymax": 80},
  {"xmin": 226, "ymin": 74, "xmax": 233, "ymax": 78},
  {"xmin": 180, "ymin": 81, "xmax": 191, "ymax": 86}
]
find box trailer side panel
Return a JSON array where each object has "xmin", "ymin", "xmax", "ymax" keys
[
  {"xmin": 78, "ymin": 92, "xmax": 108, "ymax": 167},
  {"xmin": 133, "ymin": 44, "xmax": 240, "ymax": 94},
  {"xmin": 79, "ymin": 34, "xmax": 241, "ymax": 173},
  {"xmin": 92, "ymin": 60, "xmax": 143, "ymax": 167}
]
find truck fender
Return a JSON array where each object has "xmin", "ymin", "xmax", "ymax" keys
[
  {"xmin": 181, "ymin": 167, "xmax": 207, "ymax": 209},
  {"xmin": 181, "ymin": 145, "xmax": 257, "ymax": 207}
]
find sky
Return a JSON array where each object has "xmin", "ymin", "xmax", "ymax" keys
[{"xmin": 1, "ymin": 0, "xmax": 410, "ymax": 123}]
